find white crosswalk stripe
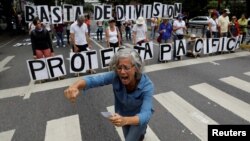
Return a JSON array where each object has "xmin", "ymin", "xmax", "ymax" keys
[
  {"xmin": 0, "ymin": 129, "xmax": 15, "ymax": 141},
  {"xmin": 190, "ymin": 83, "xmax": 250, "ymax": 122},
  {"xmin": 44, "ymin": 115, "xmax": 82, "ymax": 141},
  {"xmin": 220, "ymin": 76, "xmax": 250, "ymax": 93},
  {"xmin": 244, "ymin": 71, "xmax": 250, "ymax": 76},
  {"xmin": 106, "ymin": 105, "xmax": 160, "ymax": 141},
  {"xmin": 154, "ymin": 91, "xmax": 217, "ymax": 141},
  {"xmin": 1, "ymin": 69, "xmax": 250, "ymax": 140}
]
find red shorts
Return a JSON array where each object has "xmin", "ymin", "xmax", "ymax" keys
[{"xmin": 35, "ymin": 48, "xmax": 52, "ymax": 59}]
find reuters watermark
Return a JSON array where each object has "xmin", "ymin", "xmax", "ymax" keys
[{"xmin": 208, "ymin": 125, "xmax": 250, "ymax": 141}]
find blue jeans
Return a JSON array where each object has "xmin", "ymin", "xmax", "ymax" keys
[
  {"xmin": 150, "ymin": 26, "xmax": 156, "ymax": 39},
  {"xmin": 125, "ymin": 28, "xmax": 131, "ymax": 40},
  {"xmin": 56, "ymin": 32, "xmax": 64, "ymax": 46},
  {"xmin": 122, "ymin": 124, "xmax": 147, "ymax": 141},
  {"xmin": 96, "ymin": 27, "xmax": 103, "ymax": 41}
]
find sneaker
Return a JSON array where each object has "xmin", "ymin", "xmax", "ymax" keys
[
  {"xmin": 56, "ymin": 45, "xmax": 59, "ymax": 48},
  {"xmin": 63, "ymin": 45, "xmax": 66, "ymax": 47}
]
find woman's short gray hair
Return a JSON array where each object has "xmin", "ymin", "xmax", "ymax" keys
[{"xmin": 109, "ymin": 47, "xmax": 144, "ymax": 80}]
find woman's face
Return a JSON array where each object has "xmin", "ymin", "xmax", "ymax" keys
[
  {"xmin": 35, "ymin": 20, "xmax": 42, "ymax": 30},
  {"xmin": 163, "ymin": 19, "xmax": 168, "ymax": 23},
  {"xmin": 212, "ymin": 14, "xmax": 217, "ymax": 19},
  {"xmin": 116, "ymin": 58, "xmax": 136, "ymax": 86},
  {"xmin": 232, "ymin": 17, "xmax": 237, "ymax": 22},
  {"xmin": 109, "ymin": 21, "xmax": 115, "ymax": 27}
]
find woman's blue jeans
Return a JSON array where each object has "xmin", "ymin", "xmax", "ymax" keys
[{"xmin": 122, "ymin": 124, "xmax": 147, "ymax": 141}]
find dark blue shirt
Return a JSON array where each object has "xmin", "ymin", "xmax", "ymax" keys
[
  {"xmin": 159, "ymin": 22, "xmax": 173, "ymax": 40},
  {"xmin": 83, "ymin": 71, "xmax": 154, "ymax": 125}
]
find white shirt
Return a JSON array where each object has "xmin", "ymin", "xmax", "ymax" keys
[
  {"xmin": 66, "ymin": 23, "xmax": 71, "ymax": 30},
  {"xmin": 108, "ymin": 27, "xmax": 118, "ymax": 43},
  {"xmin": 132, "ymin": 24, "xmax": 147, "ymax": 43},
  {"xmin": 173, "ymin": 20, "xmax": 186, "ymax": 35},
  {"xmin": 208, "ymin": 18, "xmax": 218, "ymax": 32},
  {"xmin": 70, "ymin": 21, "xmax": 88, "ymax": 45},
  {"xmin": 218, "ymin": 15, "xmax": 230, "ymax": 33}
]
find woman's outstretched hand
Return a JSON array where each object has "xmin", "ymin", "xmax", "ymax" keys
[{"xmin": 64, "ymin": 86, "xmax": 80, "ymax": 103}]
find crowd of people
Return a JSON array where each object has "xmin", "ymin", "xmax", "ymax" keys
[
  {"xmin": 27, "ymin": 9, "xmax": 250, "ymax": 141},
  {"xmin": 206, "ymin": 8, "xmax": 250, "ymax": 44},
  {"xmin": 28, "ymin": 8, "xmax": 250, "ymax": 61}
]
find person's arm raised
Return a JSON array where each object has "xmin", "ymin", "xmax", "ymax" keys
[{"xmin": 64, "ymin": 80, "xmax": 86, "ymax": 103}]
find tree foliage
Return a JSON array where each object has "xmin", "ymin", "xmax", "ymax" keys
[{"xmin": 32, "ymin": 0, "xmax": 54, "ymax": 5}]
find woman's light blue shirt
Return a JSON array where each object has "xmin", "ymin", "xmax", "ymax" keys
[{"xmin": 83, "ymin": 71, "xmax": 154, "ymax": 126}]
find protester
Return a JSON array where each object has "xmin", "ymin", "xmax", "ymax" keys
[
  {"xmin": 150, "ymin": 17, "xmax": 157, "ymax": 40},
  {"xmin": 64, "ymin": 47, "xmax": 154, "ymax": 141},
  {"xmin": 206, "ymin": 12, "xmax": 219, "ymax": 38},
  {"xmin": 124, "ymin": 20, "xmax": 132, "ymax": 41},
  {"xmin": 218, "ymin": 9, "xmax": 230, "ymax": 37},
  {"xmin": 114, "ymin": 14, "xmax": 123, "ymax": 43},
  {"xmin": 156, "ymin": 17, "xmax": 162, "ymax": 30},
  {"xmin": 70, "ymin": 15, "xmax": 95, "ymax": 74},
  {"xmin": 17, "ymin": 12, "xmax": 24, "ymax": 34},
  {"xmin": 158, "ymin": 16, "xmax": 173, "ymax": 43},
  {"xmin": 54, "ymin": 24, "xmax": 65, "ymax": 48},
  {"xmin": 85, "ymin": 15, "xmax": 91, "ymax": 36},
  {"xmin": 173, "ymin": 14, "xmax": 186, "ymax": 60},
  {"xmin": 96, "ymin": 21, "xmax": 104, "ymax": 42},
  {"xmin": 173, "ymin": 14, "xmax": 186, "ymax": 40},
  {"xmin": 230, "ymin": 16, "xmax": 240, "ymax": 37},
  {"xmin": 132, "ymin": 17, "xmax": 148, "ymax": 46},
  {"xmin": 105, "ymin": 18, "xmax": 121, "ymax": 48},
  {"xmin": 186, "ymin": 34, "xmax": 199, "ymax": 57},
  {"xmin": 238, "ymin": 13, "xmax": 248, "ymax": 43},
  {"xmin": 30, "ymin": 18, "xmax": 54, "ymax": 59}
]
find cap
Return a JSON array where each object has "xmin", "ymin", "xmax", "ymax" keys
[
  {"xmin": 162, "ymin": 15, "xmax": 172, "ymax": 20},
  {"xmin": 190, "ymin": 34, "xmax": 196, "ymax": 38},
  {"xmin": 224, "ymin": 9, "xmax": 230, "ymax": 14},
  {"xmin": 177, "ymin": 14, "xmax": 183, "ymax": 20},
  {"xmin": 109, "ymin": 17, "xmax": 116, "ymax": 23},
  {"xmin": 136, "ymin": 17, "xmax": 145, "ymax": 25}
]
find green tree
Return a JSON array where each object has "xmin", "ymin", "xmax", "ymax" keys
[
  {"xmin": 64, "ymin": 0, "xmax": 85, "ymax": 5},
  {"xmin": 32, "ymin": 0, "xmax": 54, "ymax": 5}
]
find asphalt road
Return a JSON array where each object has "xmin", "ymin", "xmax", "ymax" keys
[{"xmin": 0, "ymin": 29, "xmax": 250, "ymax": 141}]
